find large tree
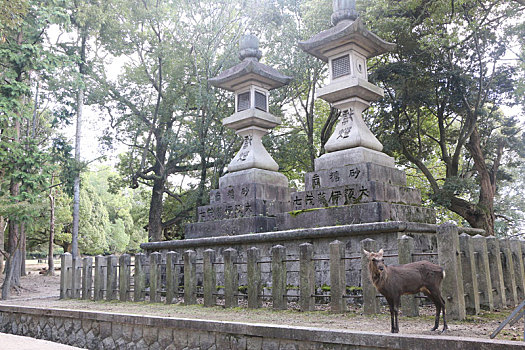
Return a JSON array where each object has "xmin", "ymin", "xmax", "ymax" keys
[
  {"xmin": 91, "ymin": 0, "xmax": 242, "ymax": 241},
  {"xmin": 364, "ymin": 0, "xmax": 524, "ymax": 235}
]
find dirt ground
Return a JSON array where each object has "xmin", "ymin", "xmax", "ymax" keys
[{"xmin": 0, "ymin": 261, "xmax": 523, "ymax": 343}]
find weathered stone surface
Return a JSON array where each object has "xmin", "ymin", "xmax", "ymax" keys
[
  {"xmin": 471, "ymin": 235, "xmax": 493, "ymax": 311},
  {"xmin": 143, "ymin": 326, "xmax": 159, "ymax": 345},
  {"xmin": 219, "ymin": 168, "xmax": 289, "ymax": 188},
  {"xmin": 315, "ymin": 147, "xmax": 395, "ymax": 170},
  {"xmin": 486, "ymin": 236, "xmax": 506, "ymax": 309},
  {"xmin": 437, "ymin": 223, "xmax": 466, "ymax": 320},
  {"xmin": 290, "ymin": 182, "xmax": 421, "ymax": 211},
  {"xmin": 276, "ymin": 202, "xmax": 435, "ymax": 231},
  {"xmin": 210, "ymin": 183, "xmax": 291, "ymax": 204},
  {"xmin": 304, "ymin": 163, "xmax": 407, "ymax": 190},
  {"xmin": 198, "ymin": 199, "xmax": 290, "ymax": 222},
  {"xmin": 458, "ymin": 233, "xmax": 480, "ymax": 315},
  {"xmin": 186, "ymin": 216, "xmax": 278, "ymax": 239},
  {"xmin": 499, "ymin": 239, "xmax": 518, "ymax": 308}
]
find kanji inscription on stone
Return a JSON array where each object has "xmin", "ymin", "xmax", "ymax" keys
[
  {"xmin": 293, "ymin": 196, "xmax": 303, "ymax": 208},
  {"xmin": 239, "ymin": 151, "xmax": 249, "ymax": 161},
  {"xmin": 337, "ymin": 108, "xmax": 354, "ymax": 139},
  {"xmin": 329, "ymin": 170, "xmax": 340, "ymax": 182},
  {"xmin": 317, "ymin": 191, "xmax": 328, "ymax": 207},
  {"xmin": 305, "ymin": 192, "xmax": 315, "ymax": 206},
  {"xmin": 215, "ymin": 191, "xmax": 221, "ymax": 202},
  {"xmin": 242, "ymin": 135, "xmax": 253, "ymax": 149},
  {"xmin": 329, "ymin": 190, "xmax": 342, "ymax": 205},
  {"xmin": 358, "ymin": 186, "xmax": 369, "ymax": 198},
  {"xmin": 241, "ymin": 187, "xmax": 249, "ymax": 196},
  {"xmin": 227, "ymin": 187, "xmax": 235, "ymax": 199},
  {"xmin": 344, "ymin": 187, "xmax": 355, "ymax": 205},
  {"xmin": 348, "ymin": 167, "xmax": 361, "ymax": 179},
  {"xmin": 312, "ymin": 174, "xmax": 321, "ymax": 189}
]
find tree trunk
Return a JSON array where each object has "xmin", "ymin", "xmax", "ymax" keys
[
  {"xmin": 0, "ymin": 216, "xmax": 4, "ymax": 274},
  {"xmin": 48, "ymin": 188, "xmax": 55, "ymax": 276},
  {"xmin": 72, "ymin": 28, "xmax": 88, "ymax": 259},
  {"xmin": 148, "ymin": 177, "xmax": 165, "ymax": 242},
  {"xmin": 20, "ymin": 223, "xmax": 25, "ymax": 276},
  {"xmin": 2, "ymin": 219, "xmax": 21, "ymax": 299}
]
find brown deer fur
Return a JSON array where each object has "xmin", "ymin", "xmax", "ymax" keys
[{"xmin": 363, "ymin": 249, "xmax": 447, "ymax": 333}]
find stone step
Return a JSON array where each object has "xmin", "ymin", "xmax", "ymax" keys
[{"xmin": 304, "ymin": 162, "xmax": 407, "ymax": 191}]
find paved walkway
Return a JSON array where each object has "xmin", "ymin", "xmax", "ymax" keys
[{"xmin": 0, "ymin": 332, "xmax": 82, "ymax": 349}]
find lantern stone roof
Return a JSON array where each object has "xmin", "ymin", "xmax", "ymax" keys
[
  {"xmin": 299, "ymin": 17, "xmax": 395, "ymax": 62},
  {"xmin": 209, "ymin": 34, "xmax": 292, "ymax": 92}
]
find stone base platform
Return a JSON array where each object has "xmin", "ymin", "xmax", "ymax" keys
[
  {"xmin": 185, "ymin": 216, "xmax": 277, "ymax": 239},
  {"xmin": 276, "ymin": 202, "xmax": 435, "ymax": 231}
]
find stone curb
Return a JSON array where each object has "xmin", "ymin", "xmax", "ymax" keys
[{"xmin": 0, "ymin": 304, "xmax": 522, "ymax": 349}]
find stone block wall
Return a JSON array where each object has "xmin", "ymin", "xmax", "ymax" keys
[{"xmin": 0, "ymin": 305, "xmax": 522, "ymax": 350}]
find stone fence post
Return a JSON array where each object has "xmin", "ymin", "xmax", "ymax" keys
[
  {"xmin": 486, "ymin": 237, "xmax": 506, "ymax": 309},
  {"xmin": 94, "ymin": 255, "xmax": 107, "ymax": 301},
  {"xmin": 60, "ymin": 253, "xmax": 72, "ymax": 299},
  {"xmin": 509, "ymin": 238, "xmax": 525, "ymax": 301},
  {"xmin": 224, "ymin": 248, "xmax": 239, "ymax": 308},
  {"xmin": 361, "ymin": 238, "xmax": 379, "ymax": 315},
  {"xmin": 398, "ymin": 235, "xmax": 418, "ymax": 317},
  {"xmin": 72, "ymin": 257, "xmax": 82, "ymax": 299},
  {"xmin": 330, "ymin": 240, "xmax": 346, "ymax": 313},
  {"xmin": 500, "ymin": 239, "xmax": 518, "ymax": 308},
  {"xmin": 149, "ymin": 252, "xmax": 161, "ymax": 303},
  {"xmin": 247, "ymin": 247, "xmax": 261, "ymax": 309},
  {"xmin": 459, "ymin": 233, "xmax": 480, "ymax": 315},
  {"xmin": 82, "ymin": 256, "xmax": 93, "ymax": 300},
  {"xmin": 437, "ymin": 223, "xmax": 465, "ymax": 320},
  {"xmin": 184, "ymin": 250, "xmax": 197, "ymax": 305},
  {"xmin": 299, "ymin": 243, "xmax": 315, "ymax": 312},
  {"xmin": 471, "ymin": 235, "xmax": 493, "ymax": 311},
  {"xmin": 119, "ymin": 254, "xmax": 131, "ymax": 302},
  {"xmin": 106, "ymin": 255, "xmax": 118, "ymax": 301},
  {"xmin": 272, "ymin": 245, "xmax": 287, "ymax": 310},
  {"xmin": 203, "ymin": 249, "xmax": 216, "ymax": 307},
  {"xmin": 166, "ymin": 251, "xmax": 179, "ymax": 305},
  {"xmin": 134, "ymin": 253, "xmax": 146, "ymax": 302}
]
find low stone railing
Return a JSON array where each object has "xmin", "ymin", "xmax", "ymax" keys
[{"xmin": 60, "ymin": 223, "xmax": 525, "ymax": 320}]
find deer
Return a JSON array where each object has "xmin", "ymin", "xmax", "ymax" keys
[{"xmin": 363, "ymin": 249, "xmax": 448, "ymax": 334}]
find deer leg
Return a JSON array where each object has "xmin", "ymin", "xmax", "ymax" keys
[
  {"xmin": 387, "ymin": 299, "xmax": 397, "ymax": 333},
  {"xmin": 439, "ymin": 294, "xmax": 448, "ymax": 333},
  {"xmin": 424, "ymin": 292, "xmax": 441, "ymax": 331}
]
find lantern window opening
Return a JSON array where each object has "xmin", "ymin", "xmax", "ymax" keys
[
  {"xmin": 331, "ymin": 54, "xmax": 351, "ymax": 80},
  {"xmin": 254, "ymin": 89, "xmax": 268, "ymax": 112},
  {"xmin": 236, "ymin": 91, "xmax": 251, "ymax": 112}
]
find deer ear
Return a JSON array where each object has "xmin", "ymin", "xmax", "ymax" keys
[
  {"xmin": 378, "ymin": 249, "xmax": 384, "ymax": 257},
  {"xmin": 363, "ymin": 249, "xmax": 370, "ymax": 257}
]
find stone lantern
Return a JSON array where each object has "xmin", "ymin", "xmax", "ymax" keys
[
  {"xmin": 184, "ymin": 34, "xmax": 293, "ymax": 238},
  {"xmin": 299, "ymin": 0, "xmax": 396, "ymax": 169},
  {"xmin": 209, "ymin": 34, "xmax": 292, "ymax": 175}
]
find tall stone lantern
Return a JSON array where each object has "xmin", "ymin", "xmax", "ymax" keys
[
  {"xmin": 299, "ymin": 0, "xmax": 396, "ymax": 170},
  {"xmin": 209, "ymin": 34, "xmax": 291, "ymax": 176},
  {"xmin": 184, "ymin": 35, "xmax": 293, "ymax": 238}
]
